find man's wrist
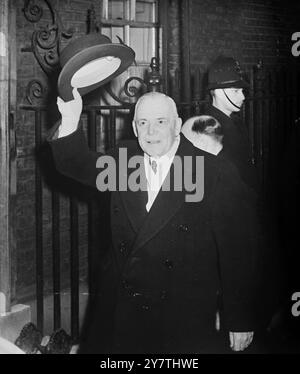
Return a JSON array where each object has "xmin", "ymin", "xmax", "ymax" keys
[{"xmin": 58, "ymin": 118, "xmax": 79, "ymax": 138}]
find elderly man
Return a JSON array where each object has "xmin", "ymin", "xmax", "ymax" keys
[{"xmin": 49, "ymin": 89, "xmax": 263, "ymax": 354}]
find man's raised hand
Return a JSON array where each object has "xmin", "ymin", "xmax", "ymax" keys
[{"xmin": 57, "ymin": 88, "xmax": 83, "ymax": 138}]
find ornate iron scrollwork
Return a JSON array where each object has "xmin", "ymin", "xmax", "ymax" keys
[
  {"xmin": 103, "ymin": 59, "xmax": 160, "ymax": 106},
  {"xmin": 23, "ymin": 0, "xmax": 73, "ymax": 76},
  {"xmin": 103, "ymin": 76, "xmax": 147, "ymax": 107},
  {"xmin": 26, "ymin": 79, "xmax": 46, "ymax": 105},
  {"xmin": 23, "ymin": 2, "xmax": 162, "ymax": 105},
  {"xmin": 102, "ymin": 58, "xmax": 162, "ymax": 106},
  {"xmin": 124, "ymin": 77, "xmax": 147, "ymax": 98},
  {"xmin": 23, "ymin": 0, "xmax": 44, "ymax": 23}
]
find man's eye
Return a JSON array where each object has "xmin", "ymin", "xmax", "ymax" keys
[
  {"xmin": 157, "ymin": 119, "xmax": 167, "ymax": 125},
  {"xmin": 138, "ymin": 121, "xmax": 147, "ymax": 126}
]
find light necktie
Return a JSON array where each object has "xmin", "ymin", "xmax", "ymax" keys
[{"xmin": 150, "ymin": 159, "xmax": 157, "ymax": 174}]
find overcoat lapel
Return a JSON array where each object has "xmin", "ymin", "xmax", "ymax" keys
[
  {"xmin": 118, "ymin": 142, "xmax": 148, "ymax": 233},
  {"xmin": 118, "ymin": 136, "xmax": 197, "ymax": 251},
  {"xmin": 131, "ymin": 176, "xmax": 186, "ymax": 254},
  {"xmin": 119, "ymin": 172, "xmax": 148, "ymax": 234},
  {"xmin": 131, "ymin": 136, "xmax": 196, "ymax": 253}
]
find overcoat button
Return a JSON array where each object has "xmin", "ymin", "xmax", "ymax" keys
[
  {"xmin": 129, "ymin": 257, "xmax": 140, "ymax": 266},
  {"xmin": 142, "ymin": 305, "xmax": 150, "ymax": 311},
  {"xmin": 122, "ymin": 279, "xmax": 130, "ymax": 289},
  {"xmin": 160, "ymin": 290, "xmax": 168, "ymax": 300},
  {"xmin": 132, "ymin": 292, "xmax": 143, "ymax": 298},
  {"xmin": 119, "ymin": 240, "xmax": 127, "ymax": 253},
  {"xmin": 164, "ymin": 259, "xmax": 173, "ymax": 269},
  {"xmin": 178, "ymin": 224, "xmax": 188, "ymax": 232},
  {"xmin": 113, "ymin": 206, "xmax": 120, "ymax": 213}
]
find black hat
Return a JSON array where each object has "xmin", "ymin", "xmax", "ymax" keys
[
  {"xmin": 207, "ymin": 56, "xmax": 249, "ymax": 90},
  {"xmin": 58, "ymin": 34, "xmax": 135, "ymax": 101}
]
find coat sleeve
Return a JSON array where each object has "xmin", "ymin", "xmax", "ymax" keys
[
  {"xmin": 211, "ymin": 157, "xmax": 264, "ymax": 332},
  {"xmin": 48, "ymin": 124, "xmax": 102, "ymax": 188}
]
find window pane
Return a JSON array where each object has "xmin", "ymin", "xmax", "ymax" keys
[
  {"xmin": 136, "ymin": 0, "xmax": 156, "ymax": 23},
  {"xmin": 101, "ymin": 26, "xmax": 125, "ymax": 44},
  {"xmin": 130, "ymin": 28, "xmax": 155, "ymax": 63},
  {"xmin": 101, "ymin": 27, "xmax": 112, "ymax": 39},
  {"xmin": 111, "ymin": 27, "xmax": 125, "ymax": 43},
  {"xmin": 108, "ymin": 0, "xmax": 125, "ymax": 20}
]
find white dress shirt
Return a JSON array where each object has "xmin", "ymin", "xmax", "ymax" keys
[{"xmin": 144, "ymin": 137, "xmax": 180, "ymax": 212}]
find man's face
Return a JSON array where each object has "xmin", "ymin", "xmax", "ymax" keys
[
  {"xmin": 132, "ymin": 96, "xmax": 182, "ymax": 158},
  {"xmin": 214, "ymin": 88, "xmax": 245, "ymax": 115}
]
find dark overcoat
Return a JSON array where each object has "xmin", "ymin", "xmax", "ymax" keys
[
  {"xmin": 49, "ymin": 127, "xmax": 263, "ymax": 354},
  {"xmin": 204, "ymin": 105, "xmax": 259, "ymax": 193},
  {"xmin": 204, "ymin": 104, "xmax": 280, "ymax": 331}
]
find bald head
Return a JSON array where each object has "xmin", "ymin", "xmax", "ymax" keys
[{"xmin": 133, "ymin": 92, "xmax": 179, "ymax": 121}]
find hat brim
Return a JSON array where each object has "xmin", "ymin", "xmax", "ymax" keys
[
  {"xmin": 58, "ymin": 44, "xmax": 135, "ymax": 101},
  {"xmin": 207, "ymin": 79, "xmax": 249, "ymax": 90}
]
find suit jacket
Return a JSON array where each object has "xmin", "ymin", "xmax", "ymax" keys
[{"xmin": 49, "ymin": 127, "xmax": 263, "ymax": 354}]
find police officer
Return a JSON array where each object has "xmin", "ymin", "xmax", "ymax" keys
[
  {"xmin": 204, "ymin": 56, "xmax": 259, "ymax": 192},
  {"xmin": 204, "ymin": 56, "xmax": 283, "ymax": 353}
]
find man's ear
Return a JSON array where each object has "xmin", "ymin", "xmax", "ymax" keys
[
  {"xmin": 132, "ymin": 121, "xmax": 138, "ymax": 137},
  {"xmin": 175, "ymin": 117, "xmax": 182, "ymax": 136}
]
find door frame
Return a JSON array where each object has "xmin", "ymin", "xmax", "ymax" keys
[{"xmin": 0, "ymin": 0, "xmax": 17, "ymax": 313}]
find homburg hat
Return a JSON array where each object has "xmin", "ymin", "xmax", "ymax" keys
[{"xmin": 58, "ymin": 33, "xmax": 135, "ymax": 101}]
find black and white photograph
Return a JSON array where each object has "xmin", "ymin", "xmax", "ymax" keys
[{"xmin": 0, "ymin": 0, "xmax": 300, "ymax": 358}]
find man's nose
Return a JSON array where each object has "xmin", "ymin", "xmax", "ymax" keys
[
  {"xmin": 147, "ymin": 121, "xmax": 155, "ymax": 135},
  {"xmin": 240, "ymin": 90, "xmax": 245, "ymax": 101}
]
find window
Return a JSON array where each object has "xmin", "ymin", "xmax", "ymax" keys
[{"xmin": 99, "ymin": 0, "xmax": 160, "ymax": 103}]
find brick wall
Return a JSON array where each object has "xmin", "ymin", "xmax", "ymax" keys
[
  {"xmin": 167, "ymin": 0, "xmax": 300, "ymax": 100},
  {"xmin": 190, "ymin": 0, "xmax": 300, "ymax": 68}
]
